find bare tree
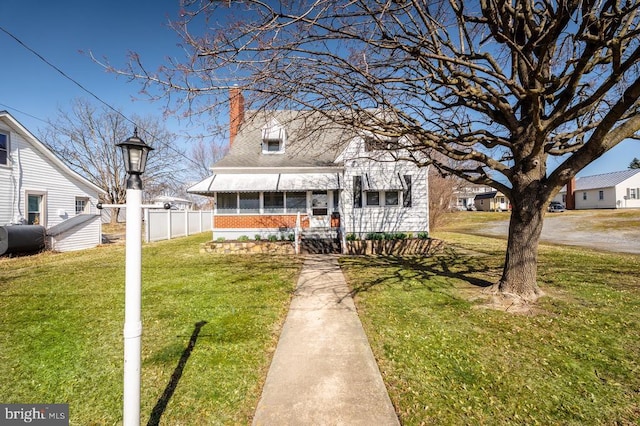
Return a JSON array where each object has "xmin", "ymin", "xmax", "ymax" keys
[
  {"xmin": 112, "ymin": 0, "xmax": 640, "ymax": 301},
  {"xmin": 42, "ymin": 99, "xmax": 186, "ymax": 223},
  {"xmin": 188, "ymin": 138, "xmax": 228, "ymax": 180}
]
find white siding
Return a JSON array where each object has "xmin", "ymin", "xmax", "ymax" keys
[
  {"xmin": 49, "ymin": 215, "xmax": 102, "ymax": 252},
  {"xmin": 617, "ymin": 174, "xmax": 640, "ymax": 208},
  {"xmin": 574, "ymin": 188, "xmax": 617, "ymax": 209},
  {"xmin": 340, "ymin": 137, "xmax": 429, "ymax": 237},
  {"xmin": 0, "ymin": 114, "xmax": 104, "ymax": 252}
]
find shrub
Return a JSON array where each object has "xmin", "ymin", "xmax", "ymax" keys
[
  {"xmin": 287, "ymin": 233, "xmax": 295, "ymax": 241},
  {"xmin": 216, "ymin": 237, "xmax": 226, "ymax": 242},
  {"xmin": 254, "ymin": 234, "xmax": 262, "ymax": 241},
  {"xmin": 237, "ymin": 235, "xmax": 249, "ymax": 242},
  {"xmin": 365, "ymin": 232, "xmax": 384, "ymax": 240},
  {"xmin": 417, "ymin": 231, "xmax": 429, "ymax": 240},
  {"xmin": 346, "ymin": 233, "xmax": 358, "ymax": 241},
  {"xmin": 393, "ymin": 232, "xmax": 407, "ymax": 240},
  {"xmin": 268, "ymin": 235, "xmax": 278, "ymax": 242}
]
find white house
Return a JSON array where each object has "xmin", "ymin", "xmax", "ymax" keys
[
  {"xmin": 452, "ymin": 183, "xmax": 494, "ymax": 210},
  {"xmin": 187, "ymin": 90, "xmax": 429, "ymax": 244},
  {"xmin": 0, "ymin": 111, "xmax": 106, "ymax": 253},
  {"xmin": 151, "ymin": 195, "xmax": 193, "ymax": 210},
  {"xmin": 555, "ymin": 169, "xmax": 640, "ymax": 209}
]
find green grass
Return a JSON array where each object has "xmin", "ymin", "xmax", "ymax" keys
[
  {"xmin": 0, "ymin": 234, "xmax": 303, "ymax": 425},
  {"xmin": 340, "ymin": 233, "xmax": 640, "ymax": 425}
]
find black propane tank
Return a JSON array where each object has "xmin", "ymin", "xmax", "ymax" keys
[{"xmin": 0, "ymin": 225, "xmax": 47, "ymax": 256}]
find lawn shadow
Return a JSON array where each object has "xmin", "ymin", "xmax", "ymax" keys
[
  {"xmin": 147, "ymin": 320, "xmax": 207, "ymax": 426},
  {"xmin": 342, "ymin": 245, "xmax": 497, "ymax": 299}
]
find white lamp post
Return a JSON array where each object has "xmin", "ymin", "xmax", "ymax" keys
[{"xmin": 118, "ymin": 128, "xmax": 153, "ymax": 425}]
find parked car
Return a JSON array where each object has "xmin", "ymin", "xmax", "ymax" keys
[{"xmin": 548, "ymin": 202, "xmax": 566, "ymax": 212}]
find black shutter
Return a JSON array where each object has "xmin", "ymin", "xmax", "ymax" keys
[
  {"xmin": 354, "ymin": 175, "xmax": 362, "ymax": 208},
  {"xmin": 403, "ymin": 175, "xmax": 412, "ymax": 207}
]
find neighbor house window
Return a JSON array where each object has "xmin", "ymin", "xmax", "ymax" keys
[
  {"xmin": 583, "ymin": 192, "xmax": 587, "ymax": 200},
  {"xmin": 366, "ymin": 191, "xmax": 380, "ymax": 206},
  {"xmin": 286, "ymin": 192, "xmax": 307, "ymax": 213},
  {"xmin": 0, "ymin": 132, "xmax": 8, "ymax": 165},
  {"xmin": 75, "ymin": 197, "xmax": 89, "ymax": 214},
  {"xmin": 598, "ymin": 190, "xmax": 604, "ymax": 200},
  {"xmin": 27, "ymin": 194, "xmax": 44, "ymax": 225},
  {"xmin": 263, "ymin": 192, "xmax": 284, "ymax": 213},
  {"xmin": 629, "ymin": 188, "xmax": 638, "ymax": 200},
  {"xmin": 384, "ymin": 191, "xmax": 399, "ymax": 206},
  {"xmin": 216, "ymin": 193, "xmax": 237, "ymax": 213},
  {"xmin": 239, "ymin": 193, "xmax": 260, "ymax": 213}
]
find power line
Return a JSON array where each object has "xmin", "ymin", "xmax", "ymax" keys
[
  {"xmin": 0, "ymin": 25, "xmax": 137, "ymax": 128},
  {"xmin": 0, "ymin": 25, "xmax": 202, "ymax": 167}
]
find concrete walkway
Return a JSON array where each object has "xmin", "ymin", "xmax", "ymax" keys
[{"xmin": 252, "ymin": 255, "xmax": 400, "ymax": 426}]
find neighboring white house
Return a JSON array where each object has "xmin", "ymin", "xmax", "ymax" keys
[
  {"xmin": 452, "ymin": 183, "xmax": 494, "ymax": 210},
  {"xmin": 187, "ymin": 90, "xmax": 429, "ymax": 242},
  {"xmin": 151, "ymin": 195, "xmax": 193, "ymax": 210},
  {"xmin": 0, "ymin": 111, "xmax": 106, "ymax": 252},
  {"xmin": 555, "ymin": 169, "xmax": 640, "ymax": 209}
]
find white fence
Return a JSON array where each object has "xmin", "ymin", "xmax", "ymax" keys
[{"xmin": 145, "ymin": 210, "xmax": 213, "ymax": 242}]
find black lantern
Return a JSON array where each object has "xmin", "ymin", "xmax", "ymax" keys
[{"xmin": 117, "ymin": 128, "xmax": 153, "ymax": 189}]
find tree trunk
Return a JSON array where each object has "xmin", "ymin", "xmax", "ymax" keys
[
  {"xmin": 110, "ymin": 207, "xmax": 121, "ymax": 225},
  {"xmin": 498, "ymin": 203, "xmax": 545, "ymax": 302}
]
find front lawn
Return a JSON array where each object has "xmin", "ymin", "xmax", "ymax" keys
[
  {"xmin": 0, "ymin": 233, "xmax": 303, "ymax": 425},
  {"xmin": 341, "ymin": 233, "xmax": 640, "ymax": 425}
]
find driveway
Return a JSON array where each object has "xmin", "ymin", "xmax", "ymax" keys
[{"xmin": 477, "ymin": 211, "xmax": 640, "ymax": 254}]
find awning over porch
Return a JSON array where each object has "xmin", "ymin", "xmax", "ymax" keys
[
  {"xmin": 276, "ymin": 173, "xmax": 341, "ymax": 191},
  {"xmin": 187, "ymin": 172, "xmax": 342, "ymax": 194}
]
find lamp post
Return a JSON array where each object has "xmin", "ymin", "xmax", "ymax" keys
[{"xmin": 118, "ymin": 128, "xmax": 153, "ymax": 425}]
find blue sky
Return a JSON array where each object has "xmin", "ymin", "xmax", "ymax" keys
[
  {"xmin": 0, "ymin": 0, "xmax": 201, "ymax": 144},
  {"xmin": 0, "ymin": 0, "xmax": 637, "ymax": 178}
]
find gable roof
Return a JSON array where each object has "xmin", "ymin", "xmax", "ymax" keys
[
  {"xmin": 0, "ymin": 111, "xmax": 105, "ymax": 195},
  {"xmin": 474, "ymin": 191, "xmax": 499, "ymax": 200},
  {"xmin": 212, "ymin": 110, "xmax": 356, "ymax": 170},
  {"xmin": 574, "ymin": 169, "xmax": 640, "ymax": 191}
]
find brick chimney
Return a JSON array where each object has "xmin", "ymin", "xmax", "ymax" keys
[
  {"xmin": 229, "ymin": 86, "xmax": 244, "ymax": 146},
  {"xmin": 566, "ymin": 177, "xmax": 576, "ymax": 210}
]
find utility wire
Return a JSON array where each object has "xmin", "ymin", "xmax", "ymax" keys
[
  {"xmin": 0, "ymin": 25, "xmax": 135, "ymax": 128},
  {"xmin": 0, "ymin": 25, "xmax": 202, "ymax": 167}
]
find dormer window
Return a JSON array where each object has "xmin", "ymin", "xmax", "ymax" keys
[{"xmin": 262, "ymin": 119, "xmax": 286, "ymax": 154}]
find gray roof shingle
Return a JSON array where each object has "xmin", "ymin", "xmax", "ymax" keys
[{"xmin": 213, "ymin": 110, "xmax": 356, "ymax": 170}]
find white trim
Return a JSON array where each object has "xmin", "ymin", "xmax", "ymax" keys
[{"xmin": 0, "ymin": 112, "xmax": 105, "ymax": 195}]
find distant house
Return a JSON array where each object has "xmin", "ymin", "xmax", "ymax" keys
[
  {"xmin": 474, "ymin": 191, "xmax": 509, "ymax": 212},
  {"xmin": 555, "ymin": 169, "xmax": 640, "ymax": 209},
  {"xmin": 188, "ymin": 89, "xmax": 429, "ymax": 242},
  {"xmin": 0, "ymin": 111, "xmax": 105, "ymax": 252},
  {"xmin": 152, "ymin": 195, "xmax": 193, "ymax": 210},
  {"xmin": 452, "ymin": 183, "xmax": 494, "ymax": 210}
]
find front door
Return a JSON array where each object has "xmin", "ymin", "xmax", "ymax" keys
[{"xmin": 310, "ymin": 191, "xmax": 329, "ymax": 227}]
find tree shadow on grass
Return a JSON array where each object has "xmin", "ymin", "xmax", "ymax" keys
[
  {"xmin": 342, "ymin": 245, "xmax": 498, "ymax": 299},
  {"xmin": 147, "ymin": 320, "xmax": 207, "ymax": 426}
]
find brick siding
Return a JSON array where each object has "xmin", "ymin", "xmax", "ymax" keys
[{"xmin": 214, "ymin": 215, "xmax": 310, "ymax": 229}]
